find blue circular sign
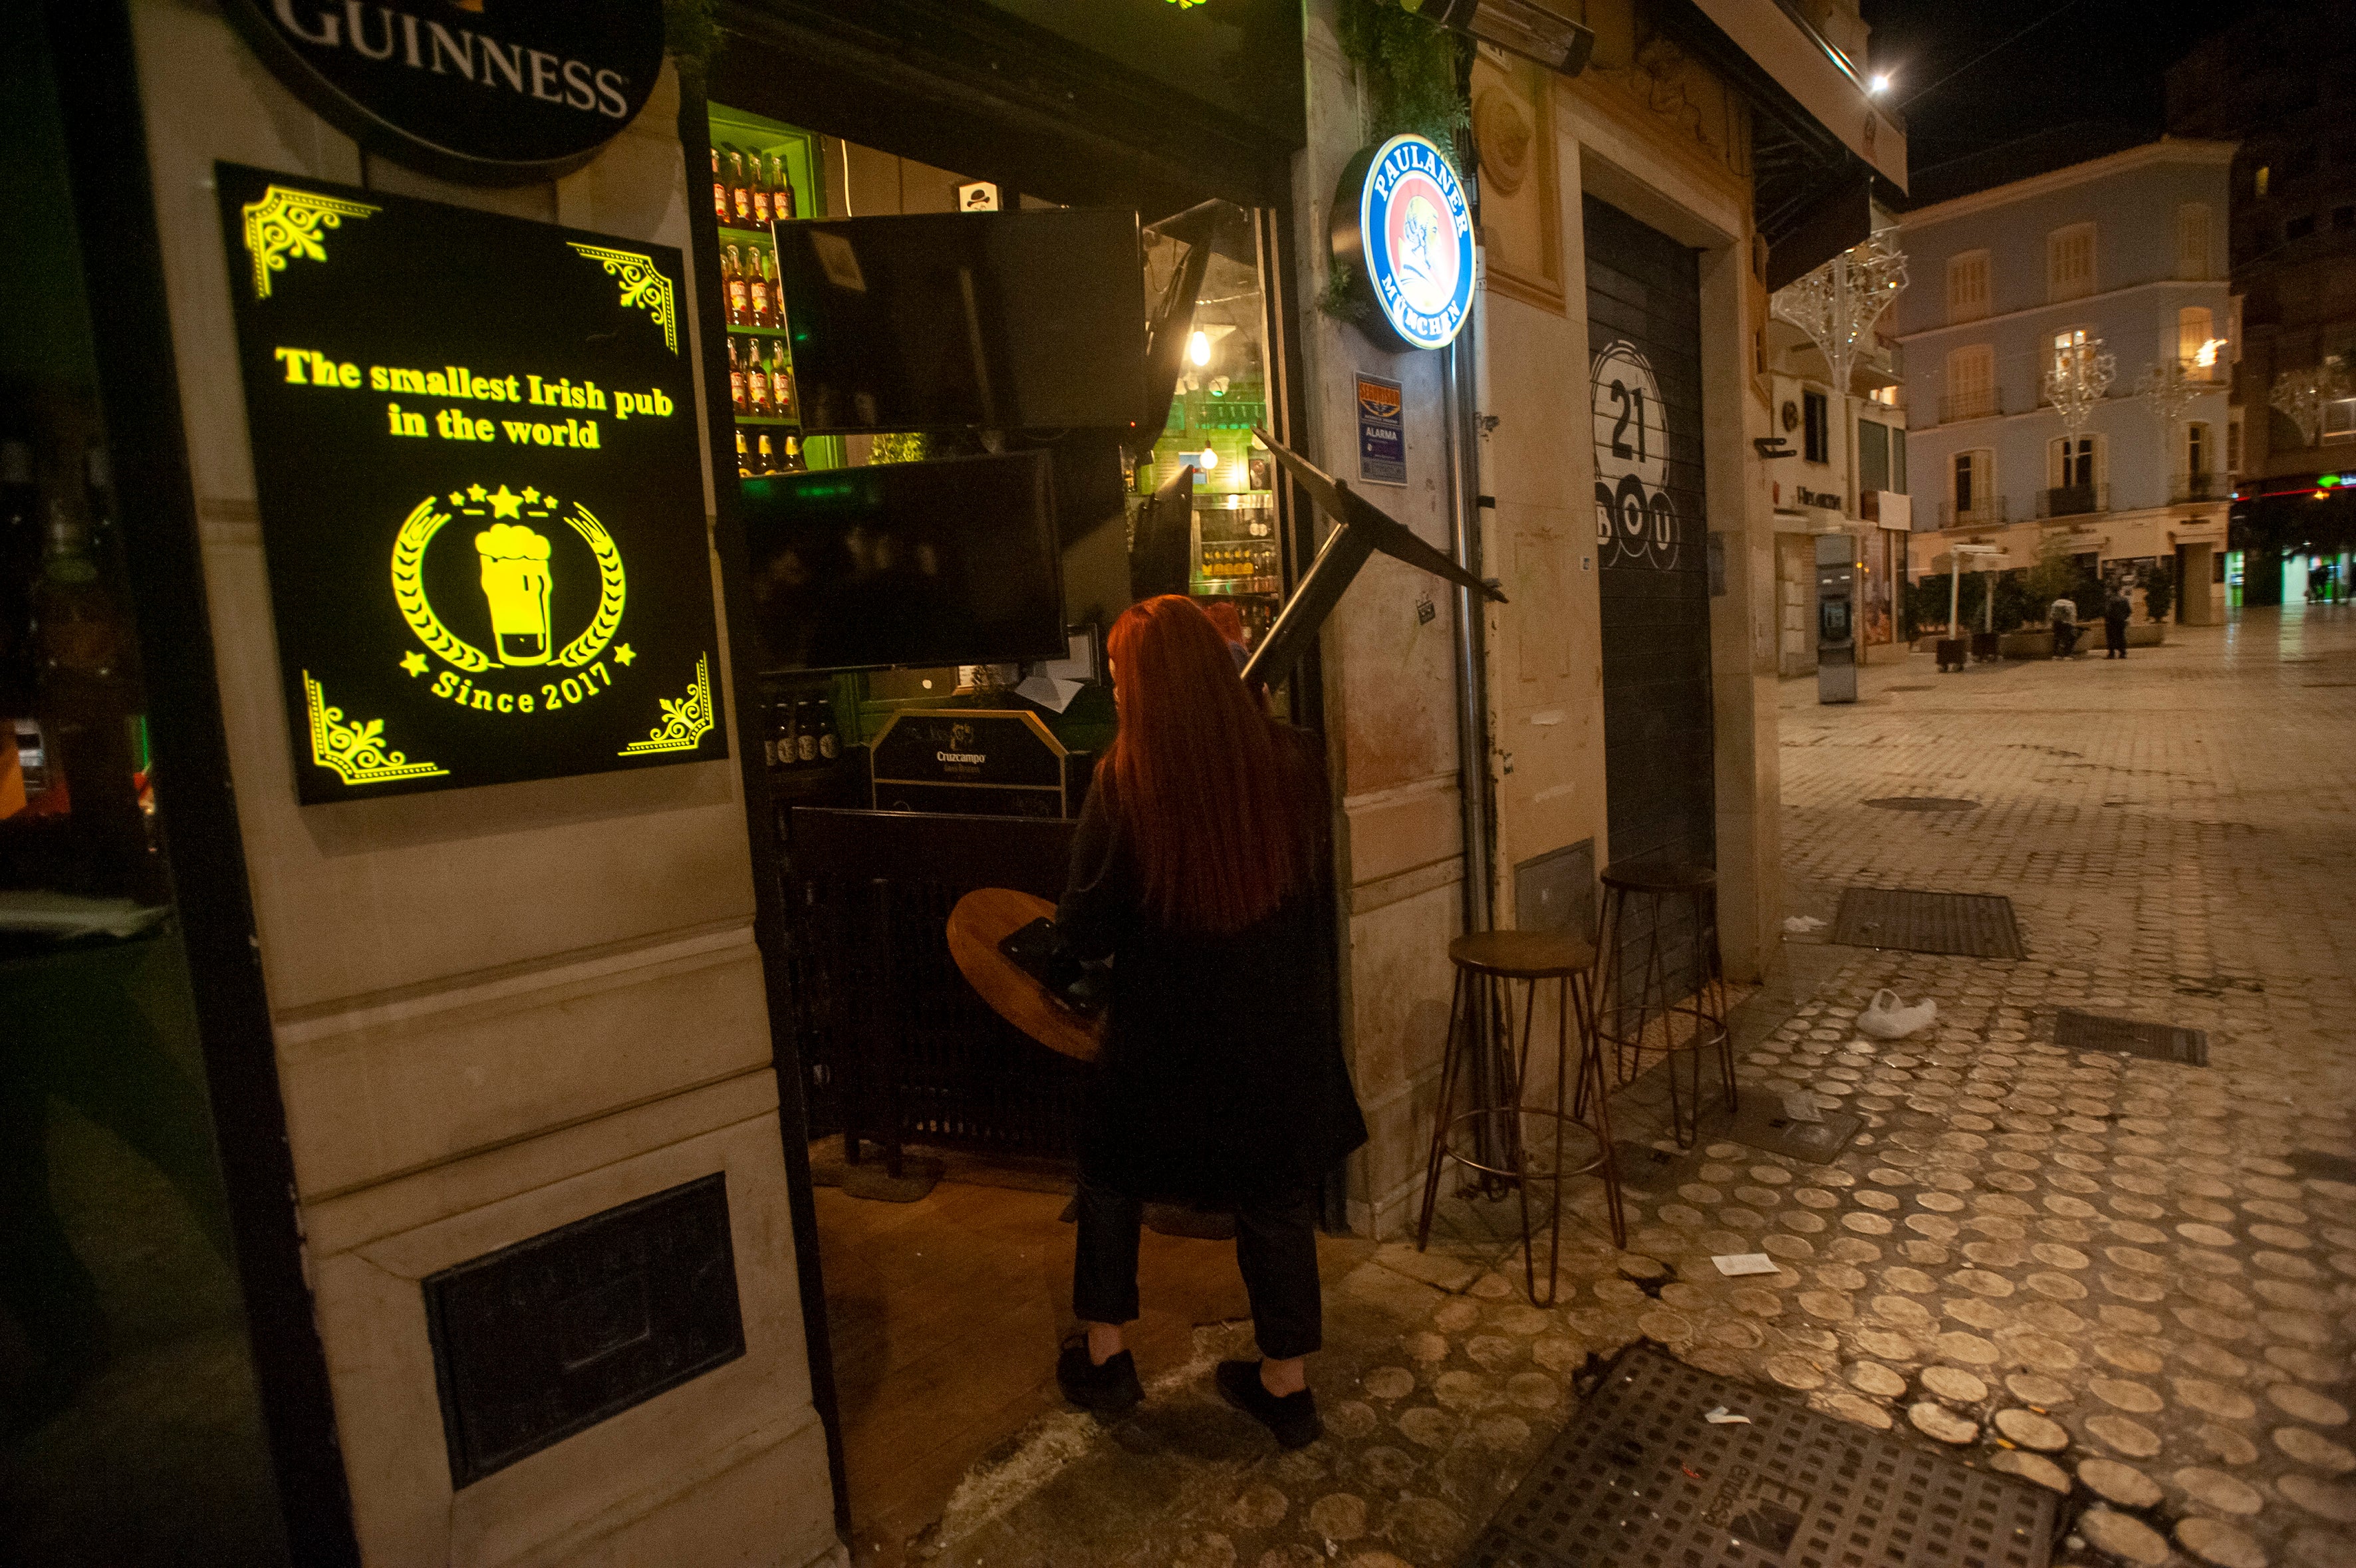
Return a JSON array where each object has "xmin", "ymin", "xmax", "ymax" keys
[{"xmin": 1333, "ymin": 134, "xmax": 1475, "ymax": 352}]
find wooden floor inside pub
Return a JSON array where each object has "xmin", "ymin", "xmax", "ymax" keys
[{"xmin": 815, "ymin": 1162, "xmax": 1357, "ymax": 1565}]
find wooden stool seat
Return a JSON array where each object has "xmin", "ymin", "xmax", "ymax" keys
[
  {"xmin": 1447, "ymin": 928, "xmax": 1596, "ymax": 980},
  {"xmin": 946, "ymin": 888, "xmax": 1106, "ymax": 1064},
  {"xmin": 1414, "ymin": 926, "xmax": 1627, "ymax": 1305}
]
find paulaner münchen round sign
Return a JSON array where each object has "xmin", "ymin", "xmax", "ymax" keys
[
  {"xmin": 1330, "ymin": 134, "xmax": 1476, "ymax": 352},
  {"xmin": 227, "ymin": 1, "xmax": 665, "ymax": 186}
]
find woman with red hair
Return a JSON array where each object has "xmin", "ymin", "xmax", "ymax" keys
[{"xmin": 1052, "ymin": 596, "xmax": 1365, "ymax": 1448}]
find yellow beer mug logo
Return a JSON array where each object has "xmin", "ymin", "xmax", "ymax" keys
[
  {"xmin": 475, "ymin": 522, "xmax": 555, "ymax": 665},
  {"xmin": 391, "ymin": 483, "xmax": 631, "ymax": 716}
]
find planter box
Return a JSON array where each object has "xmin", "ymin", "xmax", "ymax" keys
[{"xmin": 1998, "ymin": 622, "xmax": 2167, "ymax": 658}]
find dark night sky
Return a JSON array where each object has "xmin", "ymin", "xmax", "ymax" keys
[{"xmin": 1858, "ymin": 0, "xmax": 2277, "ymax": 180}]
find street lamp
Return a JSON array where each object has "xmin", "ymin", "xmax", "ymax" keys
[
  {"xmin": 2044, "ymin": 334, "xmax": 2116, "ymax": 442},
  {"xmin": 2270, "ymin": 354, "xmax": 2351, "ymax": 448},
  {"xmin": 1772, "ymin": 229, "xmax": 1909, "ymax": 396}
]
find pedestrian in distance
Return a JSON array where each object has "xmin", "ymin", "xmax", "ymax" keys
[
  {"xmin": 1049, "ymin": 595, "xmax": 1366, "ymax": 1449},
  {"xmin": 2103, "ymin": 585, "xmax": 2132, "ymax": 658},
  {"xmin": 2049, "ymin": 593, "xmax": 2081, "ymax": 659}
]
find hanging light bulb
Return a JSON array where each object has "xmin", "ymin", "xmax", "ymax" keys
[
  {"xmin": 1197, "ymin": 447, "xmax": 1220, "ymax": 473},
  {"xmin": 1188, "ymin": 328, "xmax": 1212, "ymax": 367}
]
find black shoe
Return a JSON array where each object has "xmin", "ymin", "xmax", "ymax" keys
[
  {"xmin": 1057, "ymin": 1336, "xmax": 1142, "ymax": 1414},
  {"xmin": 1216, "ymin": 1359, "xmax": 1321, "ymax": 1448}
]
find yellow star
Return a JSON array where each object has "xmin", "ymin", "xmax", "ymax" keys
[
  {"xmin": 447, "ymin": 491, "xmax": 466, "ymax": 505},
  {"xmin": 522, "ymin": 487, "xmax": 542, "ymax": 503},
  {"xmin": 487, "ymin": 485, "xmax": 524, "ymax": 519},
  {"xmin": 612, "ymin": 643, "xmax": 636, "ymax": 666},
  {"xmin": 467, "ymin": 483, "xmax": 488, "ymax": 501},
  {"xmin": 400, "ymin": 651, "xmax": 428, "ymax": 677}
]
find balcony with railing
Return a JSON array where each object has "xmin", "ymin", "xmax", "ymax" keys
[
  {"xmin": 1935, "ymin": 499, "xmax": 2010, "ymax": 529},
  {"xmin": 2035, "ymin": 482, "xmax": 2109, "ymax": 519},
  {"xmin": 2172, "ymin": 471, "xmax": 2228, "ymax": 504},
  {"xmin": 1938, "ymin": 391, "xmax": 2002, "ymax": 424}
]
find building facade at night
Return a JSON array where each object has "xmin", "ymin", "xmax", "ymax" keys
[
  {"xmin": 1895, "ymin": 138, "xmax": 2235, "ymax": 623},
  {"xmin": 2167, "ymin": 0, "xmax": 2356, "ymax": 606},
  {"xmin": 6, "ymin": 1, "xmax": 1900, "ymax": 1564}
]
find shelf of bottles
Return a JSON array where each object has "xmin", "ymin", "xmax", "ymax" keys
[
  {"xmin": 1132, "ymin": 310, "xmax": 1282, "ymax": 649},
  {"xmin": 708, "ymin": 107, "xmax": 843, "ymax": 478}
]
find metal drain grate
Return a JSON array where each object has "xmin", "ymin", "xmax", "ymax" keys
[
  {"xmin": 1832, "ymin": 888, "xmax": 2025, "ymax": 959},
  {"xmin": 1460, "ymin": 1345, "xmax": 2057, "ymax": 1568},
  {"xmin": 2054, "ymin": 1009, "xmax": 2208, "ymax": 1065},
  {"xmin": 1863, "ymin": 796, "xmax": 1982, "ymax": 811}
]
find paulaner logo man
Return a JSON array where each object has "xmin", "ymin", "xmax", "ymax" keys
[{"xmin": 475, "ymin": 521, "xmax": 553, "ymax": 665}]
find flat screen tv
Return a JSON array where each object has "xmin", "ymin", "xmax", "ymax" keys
[
  {"xmin": 740, "ymin": 452, "xmax": 1065, "ymax": 672},
  {"xmin": 773, "ymin": 209, "xmax": 1147, "ymax": 436}
]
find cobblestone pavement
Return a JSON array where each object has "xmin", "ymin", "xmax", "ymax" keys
[{"xmin": 917, "ymin": 607, "xmax": 2356, "ymax": 1568}]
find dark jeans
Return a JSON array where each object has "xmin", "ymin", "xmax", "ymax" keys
[
  {"xmin": 2105, "ymin": 619, "xmax": 2128, "ymax": 655},
  {"xmin": 2051, "ymin": 621, "xmax": 2079, "ymax": 657},
  {"xmin": 1072, "ymin": 1178, "xmax": 1323, "ymax": 1360}
]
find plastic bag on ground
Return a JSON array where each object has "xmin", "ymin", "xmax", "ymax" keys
[{"xmin": 1857, "ymin": 987, "xmax": 1938, "ymax": 1039}]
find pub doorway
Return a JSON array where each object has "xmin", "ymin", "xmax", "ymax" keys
[{"xmin": 690, "ymin": 10, "xmax": 1320, "ymax": 1559}]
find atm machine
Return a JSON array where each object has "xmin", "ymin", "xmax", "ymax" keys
[{"xmin": 1815, "ymin": 533, "xmax": 1857, "ymax": 704}]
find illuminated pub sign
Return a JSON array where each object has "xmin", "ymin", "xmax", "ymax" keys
[{"xmin": 215, "ymin": 162, "xmax": 721, "ymax": 804}]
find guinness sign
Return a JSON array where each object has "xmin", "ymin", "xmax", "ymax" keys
[{"xmin": 226, "ymin": 1, "xmax": 665, "ymax": 186}]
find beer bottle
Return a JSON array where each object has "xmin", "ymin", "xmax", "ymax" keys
[
  {"xmin": 711, "ymin": 145, "xmax": 730, "ymax": 225},
  {"xmin": 749, "ymin": 151, "xmax": 772, "ymax": 226},
  {"xmin": 747, "ymin": 248, "xmax": 773, "ymax": 330},
  {"xmin": 771, "ymin": 153, "xmax": 796, "ymax": 220},
  {"xmin": 755, "ymin": 432, "xmax": 778, "ymax": 473},
  {"xmin": 735, "ymin": 426, "xmax": 752, "ymax": 478},
  {"xmin": 770, "ymin": 348, "xmax": 795, "ymax": 421},
  {"xmin": 815, "ymin": 702, "xmax": 840, "ymax": 761},
  {"xmin": 728, "ymin": 149, "xmax": 753, "ymax": 225},
  {"xmin": 723, "ymin": 245, "xmax": 749, "ymax": 327},
  {"xmin": 782, "ymin": 697, "xmax": 810, "ymax": 767},
  {"xmin": 784, "ymin": 435, "xmax": 807, "ymax": 472},
  {"xmin": 727, "ymin": 336, "xmax": 747, "ymax": 414},
  {"xmin": 747, "ymin": 344, "xmax": 773, "ymax": 416},
  {"xmin": 795, "ymin": 700, "xmax": 819, "ymax": 763}
]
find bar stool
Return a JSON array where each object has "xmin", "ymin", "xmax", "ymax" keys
[
  {"xmin": 1414, "ymin": 930, "xmax": 1627, "ymax": 1305},
  {"xmin": 1593, "ymin": 860, "xmax": 1734, "ymax": 1148}
]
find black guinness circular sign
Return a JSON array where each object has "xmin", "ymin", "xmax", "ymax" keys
[{"xmin": 227, "ymin": 1, "xmax": 666, "ymax": 186}]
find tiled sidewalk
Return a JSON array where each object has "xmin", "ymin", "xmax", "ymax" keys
[{"xmin": 918, "ymin": 607, "xmax": 2356, "ymax": 1568}]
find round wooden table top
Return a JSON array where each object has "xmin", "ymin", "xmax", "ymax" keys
[
  {"xmin": 946, "ymin": 888, "xmax": 1105, "ymax": 1063},
  {"xmin": 1447, "ymin": 928, "xmax": 1597, "ymax": 979}
]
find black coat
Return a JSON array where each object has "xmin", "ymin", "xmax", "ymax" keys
[{"xmin": 1055, "ymin": 739, "xmax": 1367, "ymax": 1208}]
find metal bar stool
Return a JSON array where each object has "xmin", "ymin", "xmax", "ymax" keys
[
  {"xmin": 1592, "ymin": 860, "xmax": 1734, "ymax": 1148},
  {"xmin": 1414, "ymin": 930, "xmax": 1627, "ymax": 1305}
]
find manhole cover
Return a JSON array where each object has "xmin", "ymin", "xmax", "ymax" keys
[
  {"xmin": 1863, "ymin": 796, "xmax": 1982, "ymax": 812},
  {"xmin": 2054, "ymin": 1009, "xmax": 2207, "ymax": 1065},
  {"xmin": 2286, "ymin": 1149, "xmax": 2356, "ymax": 1184},
  {"xmin": 1458, "ymin": 1345, "xmax": 2057, "ymax": 1568},
  {"xmin": 1833, "ymin": 888, "xmax": 2025, "ymax": 959}
]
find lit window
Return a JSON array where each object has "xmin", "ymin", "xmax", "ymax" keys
[
  {"xmin": 2178, "ymin": 307, "xmax": 2217, "ymax": 374},
  {"xmin": 2255, "ymin": 166, "xmax": 2270, "ymax": 197}
]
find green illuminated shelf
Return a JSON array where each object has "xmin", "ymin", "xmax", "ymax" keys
[
  {"xmin": 728, "ymin": 324, "xmax": 791, "ymax": 337},
  {"xmin": 735, "ymin": 413, "xmax": 799, "ymax": 426},
  {"xmin": 718, "ymin": 223, "xmax": 781, "ymax": 242}
]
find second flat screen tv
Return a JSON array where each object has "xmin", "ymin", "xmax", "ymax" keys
[
  {"xmin": 741, "ymin": 451, "xmax": 1065, "ymax": 672},
  {"xmin": 773, "ymin": 208, "xmax": 1147, "ymax": 435}
]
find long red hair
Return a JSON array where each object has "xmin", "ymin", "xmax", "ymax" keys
[{"xmin": 1104, "ymin": 596, "xmax": 1319, "ymax": 932}]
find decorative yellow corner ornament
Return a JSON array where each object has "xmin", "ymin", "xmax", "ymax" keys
[
  {"xmin": 305, "ymin": 671, "xmax": 446, "ymax": 785},
  {"xmin": 242, "ymin": 185, "xmax": 380, "ymax": 301},
  {"xmin": 620, "ymin": 654, "xmax": 714, "ymax": 755},
  {"xmin": 569, "ymin": 242, "xmax": 678, "ymax": 353}
]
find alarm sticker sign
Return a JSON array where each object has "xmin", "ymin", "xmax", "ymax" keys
[
  {"xmin": 1357, "ymin": 372, "xmax": 1406, "ymax": 485},
  {"xmin": 215, "ymin": 162, "xmax": 722, "ymax": 803}
]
